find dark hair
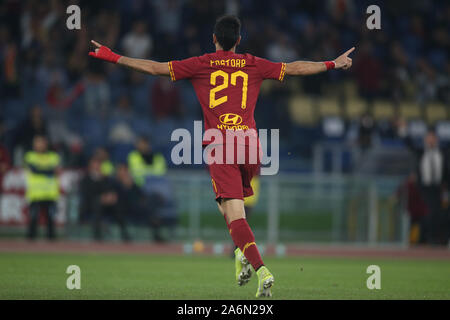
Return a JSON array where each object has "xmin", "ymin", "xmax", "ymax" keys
[
  {"xmin": 427, "ymin": 128, "xmax": 436, "ymax": 136},
  {"xmin": 137, "ymin": 135, "xmax": 151, "ymax": 145},
  {"xmin": 214, "ymin": 15, "xmax": 241, "ymax": 51},
  {"xmin": 33, "ymin": 134, "xmax": 47, "ymax": 141}
]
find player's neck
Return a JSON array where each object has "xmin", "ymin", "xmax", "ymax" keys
[{"xmin": 215, "ymin": 44, "xmax": 236, "ymax": 53}]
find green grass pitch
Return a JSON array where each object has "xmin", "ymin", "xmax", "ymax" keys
[{"xmin": 0, "ymin": 252, "xmax": 449, "ymax": 299}]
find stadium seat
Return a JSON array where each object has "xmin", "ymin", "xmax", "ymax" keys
[
  {"xmin": 318, "ymin": 98, "xmax": 342, "ymax": 118},
  {"xmin": 425, "ymin": 102, "xmax": 447, "ymax": 124},
  {"xmin": 373, "ymin": 100, "xmax": 395, "ymax": 120},
  {"xmin": 345, "ymin": 98, "xmax": 367, "ymax": 120},
  {"xmin": 288, "ymin": 95, "xmax": 316, "ymax": 126},
  {"xmin": 132, "ymin": 118, "xmax": 153, "ymax": 137},
  {"xmin": 343, "ymin": 81, "xmax": 359, "ymax": 99},
  {"xmin": 3, "ymin": 99, "xmax": 28, "ymax": 127},
  {"xmin": 81, "ymin": 117, "xmax": 106, "ymax": 146},
  {"xmin": 399, "ymin": 102, "xmax": 421, "ymax": 120},
  {"xmin": 131, "ymin": 82, "xmax": 151, "ymax": 116},
  {"xmin": 435, "ymin": 121, "xmax": 450, "ymax": 141},
  {"xmin": 151, "ymin": 119, "xmax": 178, "ymax": 148},
  {"xmin": 111, "ymin": 143, "xmax": 135, "ymax": 163}
]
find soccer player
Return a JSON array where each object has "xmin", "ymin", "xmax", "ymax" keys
[{"xmin": 89, "ymin": 15, "xmax": 354, "ymax": 297}]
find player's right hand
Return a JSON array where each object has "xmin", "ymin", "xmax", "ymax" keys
[
  {"xmin": 88, "ymin": 40, "xmax": 122, "ymax": 64},
  {"xmin": 334, "ymin": 47, "xmax": 355, "ymax": 70}
]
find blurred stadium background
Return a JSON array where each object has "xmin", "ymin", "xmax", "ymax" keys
[{"xmin": 0, "ymin": 0, "xmax": 449, "ymax": 252}]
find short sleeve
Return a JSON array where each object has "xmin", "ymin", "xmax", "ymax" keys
[
  {"xmin": 169, "ymin": 56, "xmax": 201, "ymax": 81},
  {"xmin": 255, "ymin": 57, "xmax": 286, "ymax": 82}
]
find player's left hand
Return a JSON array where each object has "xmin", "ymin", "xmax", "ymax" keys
[{"xmin": 334, "ymin": 47, "xmax": 355, "ymax": 70}]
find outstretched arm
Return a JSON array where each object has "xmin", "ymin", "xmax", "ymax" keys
[
  {"xmin": 285, "ymin": 47, "xmax": 355, "ymax": 76},
  {"xmin": 89, "ymin": 40, "xmax": 170, "ymax": 76}
]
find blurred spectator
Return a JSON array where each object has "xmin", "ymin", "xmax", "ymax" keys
[
  {"xmin": 1, "ymin": 37, "xmax": 19, "ymax": 98},
  {"xmin": 398, "ymin": 122, "xmax": 446, "ymax": 245},
  {"xmin": 46, "ymin": 80, "xmax": 85, "ymax": 110},
  {"xmin": 13, "ymin": 105, "xmax": 48, "ymax": 153},
  {"xmin": 93, "ymin": 147, "xmax": 114, "ymax": 177},
  {"xmin": 388, "ymin": 41, "xmax": 410, "ymax": 102},
  {"xmin": 62, "ymin": 135, "xmax": 84, "ymax": 168},
  {"xmin": 266, "ymin": 33, "xmax": 298, "ymax": 62},
  {"xmin": 127, "ymin": 136, "xmax": 176, "ymax": 239},
  {"xmin": 79, "ymin": 157, "xmax": 130, "ymax": 242},
  {"xmin": 128, "ymin": 136, "xmax": 167, "ymax": 187},
  {"xmin": 0, "ymin": 116, "xmax": 11, "ymax": 192},
  {"xmin": 112, "ymin": 94, "xmax": 135, "ymax": 123},
  {"xmin": 115, "ymin": 164, "xmax": 165, "ymax": 242},
  {"xmin": 24, "ymin": 135, "xmax": 60, "ymax": 240},
  {"xmin": 82, "ymin": 70, "xmax": 111, "ymax": 118},
  {"xmin": 152, "ymin": 0, "xmax": 182, "ymax": 36},
  {"xmin": 353, "ymin": 41, "xmax": 382, "ymax": 104},
  {"xmin": 108, "ymin": 122, "xmax": 136, "ymax": 145},
  {"xmin": 122, "ymin": 21, "xmax": 153, "ymax": 59},
  {"xmin": 396, "ymin": 173, "xmax": 429, "ymax": 245},
  {"xmin": 415, "ymin": 59, "xmax": 439, "ymax": 106},
  {"xmin": 357, "ymin": 113, "xmax": 375, "ymax": 152},
  {"xmin": 151, "ymin": 77, "xmax": 183, "ymax": 120}
]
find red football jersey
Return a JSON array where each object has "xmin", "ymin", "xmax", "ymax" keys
[{"xmin": 169, "ymin": 50, "xmax": 286, "ymax": 145}]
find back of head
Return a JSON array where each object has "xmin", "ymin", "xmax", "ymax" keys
[
  {"xmin": 88, "ymin": 157, "xmax": 102, "ymax": 175},
  {"xmin": 425, "ymin": 129, "xmax": 438, "ymax": 148},
  {"xmin": 214, "ymin": 15, "xmax": 241, "ymax": 51},
  {"xmin": 136, "ymin": 136, "xmax": 151, "ymax": 153}
]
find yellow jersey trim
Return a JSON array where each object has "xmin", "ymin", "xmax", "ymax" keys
[
  {"xmin": 279, "ymin": 63, "xmax": 286, "ymax": 82},
  {"xmin": 168, "ymin": 61, "xmax": 176, "ymax": 81}
]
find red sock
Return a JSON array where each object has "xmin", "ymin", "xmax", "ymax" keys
[{"xmin": 229, "ymin": 218, "xmax": 264, "ymax": 271}]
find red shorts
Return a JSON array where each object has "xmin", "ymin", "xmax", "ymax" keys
[{"xmin": 206, "ymin": 143, "xmax": 261, "ymax": 201}]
